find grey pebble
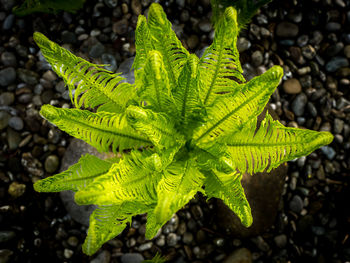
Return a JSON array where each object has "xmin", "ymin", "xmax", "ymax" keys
[
  {"xmin": 198, "ymin": 20, "xmax": 212, "ymax": 33},
  {"xmin": 102, "ymin": 54, "xmax": 117, "ymax": 72},
  {"xmin": 276, "ymin": 22, "xmax": 299, "ymax": 38},
  {"xmin": 2, "ymin": 14, "xmax": 14, "ymax": 30},
  {"xmin": 291, "ymin": 93, "xmax": 307, "ymax": 116},
  {"xmin": 1, "ymin": 52, "xmax": 17, "ymax": 67},
  {"xmin": 289, "ymin": 195, "xmax": 304, "ymax": 213},
  {"xmin": 89, "ymin": 42, "xmax": 105, "ymax": 58},
  {"xmin": 120, "ymin": 253, "xmax": 144, "ymax": 263},
  {"xmin": 183, "ymin": 232, "xmax": 193, "ymax": 245},
  {"xmin": 321, "ymin": 146, "xmax": 336, "ymax": 160},
  {"xmin": 237, "ymin": 37, "xmax": 251, "ymax": 52},
  {"xmin": 8, "ymin": 116, "xmax": 24, "ymax": 131},
  {"xmin": 0, "ymin": 92, "xmax": 15, "ymax": 106},
  {"xmin": 167, "ymin": 233, "xmax": 178, "ymax": 247},
  {"xmin": 17, "ymin": 68, "xmax": 39, "ymax": 85},
  {"xmin": 90, "ymin": 250, "xmax": 111, "ymax": 263},
  {"xmin": 7, "ymin": 128, "xmax": 21, "ymax": 150},
  {"xmin": 138, "ymin": 242, "xmax": 152, "ymax": 251},
  {"xmin": 0, "ymin": 67, "xmax": 16, "ymax": 86},
  {"xmin": 0, "ymin": 231, "xmax": 16, "ymax": 243},
  {"xmin": 325, "ymin": 57, "xmax": 349, "ymax": 72},
  {"xmin": 274, "ymin": 234, "xmax": 287, "ymax": 248}
]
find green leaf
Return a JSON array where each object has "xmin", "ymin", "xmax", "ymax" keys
[
  {"xmin": 204, "ymin": 170, "xmax": 252, "ymax": 227},
  {"xmin": 74, "ymin": 150, "xmax": 160, "ymax": 206},
  {"xmin": 198, "ymin": 7, "xmax": 245, "ymax": 106},
  {"xmin": 33, "ymin": 32, "xmax": 136, "ymax": 113},
  {"xmin": 13, "ymin": 0, "xmax": 86, "ymax": 16},
  {"xmin": 137, "ymin": 51, "xmax": 176, "ymax": 113},
  {"xmin": 222, "ymin": 112, "xmax": 334, "ymax": 174},
  {"xmin": 133, "ymin": 15, "xmax": 153, "ymax": 79},
  {"xmin": 83, "ymin": 205, "xmax": 131, "ymax": 255},
  {"xmin": 40, "ymin": 105, "xmax": 151, "ymax": 153},
  {"xmin": 173, "ymin": 54, "xmax": 202, "ymax": 128},
  {"xmin": 147, "ymin": 3, "xmax": 189, "ymax": 87},
  {"xmin": 34, "ymin": 154, "xmax": 114, "ymax": 192},
  {"xmin": 194, "ymin": 66, "xmax": 283, "ymax": 144},
  {"xmin": 210, "ymin": 0, "xmax": 272, "ymax": 29},
  {"xmin": 126, "ymin": 105, "xmax": 185, "ymax": 150}
]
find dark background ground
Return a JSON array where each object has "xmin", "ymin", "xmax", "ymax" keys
[{"xmin": 0, "ymin": 0, "xmax": 350, "ymax": 262}]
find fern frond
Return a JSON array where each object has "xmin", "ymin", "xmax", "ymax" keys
[
  {"xmin": 204, "ymin": 170, "xmax": 252, "ymax": 227},
  {"xmin": 173, "ymin": 54, "xmax": 203, "ymax": 129},
  {"xmin": 222, "ymin": 112, "xmax": 334, "ymax": 174},
  {"xmin": 133, "ymin": 15, "xmax": 154, "ymax": 79},
  {"xmin": 126, "ymin": 106, "xmax": 185, "ymax": 150},
  {"xmin": 83, "ymin": 205, "xmax": 131, "ymax": 255},
  {"xmin": 13, "ymin": 0, "xmax": 85, "ymax": 16},
  {"xmin": 137, "ymin": 51, "xmax": 176, "ymax": 113},
  {"xmin": 152, "ymin": 161, "xmax": 204, "ymax": 233},
  {"xmin": 40, "ymin": 105, "xmax": 151, "ymax": 153},
  {"xmin": 210, "ymin": 0, "xmax": 272, "ymax": 28},
  {"xmin": 142, "ymin": 253, "xmax": 167, "ymax": 263},
  {"xmin": 75, "ymin": 150, "xmax": 160, "ymax": 206},
  {"xmin": 194, "ymin": 66, "xmax": 283, "ymax": 144},
  {"xmin": 33, "ymin": 32, "xmax": 136, "ymax": 113},
  {"xmin": 199, "ymin": 7, "xmax": 245, "ymax": 106},
  {"xmin": 147, "ymin": 3, "xmax": 189, "ymax": 87},
  {"xmin": 34, "ymin": 154, "xmax": 114, "ymax": 192}
]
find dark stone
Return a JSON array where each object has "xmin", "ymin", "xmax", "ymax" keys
[
  {"xmin": 59, "ymin": 139, "xmax": 113, "ymax": 226},
  {"xmin": 276, "ymin": 22, "xmax": 299, "ymax": 38},
  {"xmin": 0, "ymin": 68, "xmax": 16, "ymax": 87},
  {"xmin": 214, "ymin": 107, "xmax": 288, "ymax": 237}
]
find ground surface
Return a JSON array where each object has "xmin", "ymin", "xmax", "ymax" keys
[{"xmin": 0, "ymin": 0, "xmax": 349, "ymax": 262}]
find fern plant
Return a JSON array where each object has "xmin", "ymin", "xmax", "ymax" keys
[{"xmin": 33, "ymin": 3, "xmax": 333, "ymax": 256}]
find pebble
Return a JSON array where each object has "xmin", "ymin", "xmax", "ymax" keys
[
  {"xmin": 325, "ymin": 57, "xmax": 349, "ymax": 72},
  {"xmin": 251, "ymin": 50, "xmax": 263, "ymax": 66},
  {"xmin": 131, "ymin": 0, "xmax": 142, "ymax": 15},
  {"xmin": 8, "ymin": 116, "xmax": 24, "ymax": 131},
  {"xmin": 121, "ymin": 253, "xmax": 144, "ymax": 263},
  {"xmin": 198, "ymin": 20, "xmax": 212, "ymax": 33},
  {"xmin": 0, "ymin": 231, "xmax": 16, "ymax": 243},
  {"xmin": 44, "ymin": 155, "xmax": 60, "ymax": 173},
  {"xmin": 63, "ymin": 248, "xmax": 73, "ymax": 259},
  {"xmin": 7, "ymin": 128, "xmax": 21, "ymax": 150},
  {"xmin": 0, "ymin": 92, "xmax": 14, "ymax": 106},
  {"xmin": 326, "ymin": 22, "xmax": 341, "ymax": 31},
  {"xmin": 61, "ymin": 31, "xmax": 77, "ymax": 44},
  {"xmin": 274, "ymin": 234, "xmax": 287, "ymax": 248},
  {"xmin": 223, "ymin": 248, "xmax": 252, "ymax": 263},
  {"xmin": 104, "ymin": 0, "xmax": 118, "ymax": 8},
  {"xmin": 237, "ymin": 37, "xmax": 251, "ymax": 52},
  {"xmin": 291, "ymin": 93, "xmax": 307, "ymax": 116},
  {"xmin": 301, "ymin": 45, "xmax": 316, "ymax": 60},
  {"xmin": 283, "ymin": 78, "xmax": 302, "ymax": 94},
  {"xmin": 101, "ymin": 54, "xmax": 117, "ymax": 72},
  {"xmin": 289, "ymin": 195, "xmax": 304, "ymax": 213},
  {"xmin": 0, "ymin": 67, "xmax": 16, "ymax": 86},
  {"xmin": 2, "ymin": 14, "xmax": 14, "ymax": 30},
  {"xmin": 0, "ymin": 249, "xmax": 13, "ymax": 263},
  {"xmin": 0, "ymin": 111, "xmax": 10, "ymax": 130},
  {"xmin": 183, "ymin": 232, "xmax": 193, "ymax": 245},
  {"xmin": 90, "ymin": 250, "xmax": 111, "ymax": 263},
  {"xmin": 321, "ymin": 146, "xmax": 336, "ymax": 160},
  {"xmin": 187, "ymin": 35, "xmax": 199, "ymax": 49},
  {"xmin": 89, "ymin": 42, "xmax": 105, "ymax": 58},
  {"xmin": 334, "ymin": 118, "xmax": 344, "ymax": 134},
  {"xmin": 276, "ymin": 22, "xmax": 299, "ymax": 38},
  {"xmin": 17, "ymin": 68, "xmax": 39, "ymax": 85},
  {"xmin": 138, "ymin": 242, "xmax": 152, "ymax": 251},
  {"xmin": 0, "ymin": 52, "xmax": 16, "ymax": 66}
]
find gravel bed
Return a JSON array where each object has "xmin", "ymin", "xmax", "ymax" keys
[{"xmin": 0, "ymin": 0, "xmax": 349, "ymax": 262}]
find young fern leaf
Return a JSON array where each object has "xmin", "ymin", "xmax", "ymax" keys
[
  {"xmin": 153, "ymin": 161, "xmax": 204, "ymax": 228},
  {"xmin": 75, "ymin": 150, "xmax": 161, "ymax": 206},
  {"xmin": 83, "ymin": 205, "xmax": 131, "ymax": 256},
  {"xmin": 194, "ymin": 66, "xmax": 283, "ymax": 144},
  {"xmin": 40, "ymin": 105, "xmax": 151, "ymax": 153},
  {"xmin": 222, "ymin": 113, "xmax": 334, "ymax": 174},
  {"xmin": 204, "ymin": 170, "xmax": 252, "ymax": 227},
  {"xmin": 33, "ymin": 32, "xmax": 135, "ymax": 113},
  {"xmin": 133, "ymin": 15, "xmax": 153, "ymax": 80},
  {"xmin": 173, "ymin": 54, "xmax": 202, "ymax": 129},
  {"xmin": 137, "ymin": 51, "xmax": 176, "ymax": 113},
  {"xmin": 199, "ymin": 7, "xmax": 245, "ymax": 106},
  {"xmin": 126, "ymin": 106, "xmax": 185, "ymax": 150},
  {"xmin": 34, "ymin": 154, "xmax": 114, "ymax": 192},
  {"xmin": 147, "ymin": 3, "xmax": 189, "ymax": 87}
]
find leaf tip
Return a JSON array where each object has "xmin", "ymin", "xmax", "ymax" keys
[{"xmin": 40, "ymin": 104, "xmax": 59, "ymax": 122}]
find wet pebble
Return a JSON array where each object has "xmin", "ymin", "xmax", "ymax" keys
[
  {"xmin": 274, "ymin": 234, "xmax": 287, "ymax": 248},
  {"xmin": 276, "ymin": 22, "xmax": 299, "ymax": 38},
  {"xmin": 44, "ymin": 155, "xmax": 60, "ymax": 173},
  {"xmin": 289, "ymin": 195, "xmax": 304, "ymax": 213},
  {"xmin": 8, "ymin": 116, "xmax": 23, "ymax": 131},
  {"xmin": 17, "ymin": 68, "xmax": 39, "ymax": 85},
  {"xmin": 0, "ymin": 111, "xmax": 10, "ymax": 130},
  {"xmin": 283, "ymin": 78, "xmax": 302, "ymax": 94},
  {"xmin": 0, "ymin": 92, "xmax": 14, "ymax": 106},
  {"xmin": 325, "ymin": 57, "xmax": 349, "ymax": 72},
  {"xmin": 0, "ymin": 52, "xmax": 16, "ymax": 67},
  {"xmin": 237, "ymin": 37, "xmax": 251, "ymax": 52},
  {"xmin": 321, "ymin": 146, "xmax": 336, "ymax": 160},
  {"xmin": 90, "ymin": 250, "xmax": 111, "ymax": 263},
  {"xmin": 291, "ymin": 93, "xmax": 307, "ymax": 116},
  {"xmin": 223, "ymin": 248, "xmax": 252, "ymax": 263},
  {"xmin": 0, "ymin": 231, "xmax": 16, "ymax": 243},
  {"xmin": 120, "ymin": 253, "xmax": 144, "ymax": 263},
  {"xmin": 0, "ymin": 67, "xmax": 16, "ymax": 87}
]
